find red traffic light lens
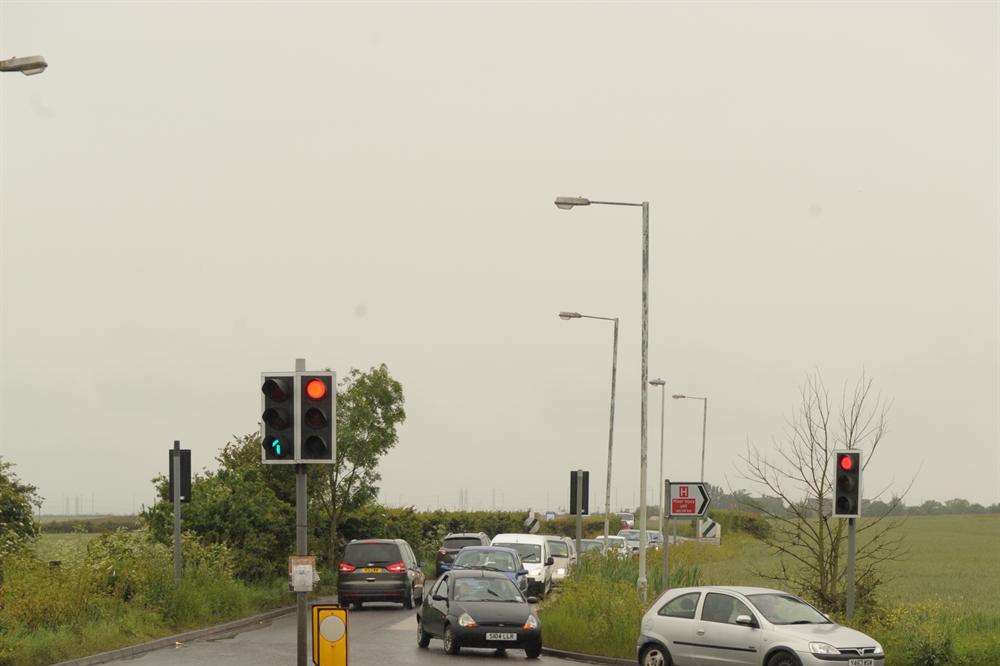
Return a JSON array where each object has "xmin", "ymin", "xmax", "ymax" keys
[
  {"xmin": 839, "ymin": 454, "xmax": 854, "ymax": 471},
  {"xmin": 305, "ymin": 379, "xmax": 327, "ymax": 400}
]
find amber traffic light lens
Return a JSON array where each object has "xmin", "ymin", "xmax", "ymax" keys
[
  {"xmin": 305, "ymin": 407, "xmax": 328, "ymax": 428},
  {"xmin": 305, "ymin": 379, "xmax": 327, "ymax": 400}
]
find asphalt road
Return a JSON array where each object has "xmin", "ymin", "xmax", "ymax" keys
[{"xmin": 109, "ymin": 602, "xmax": 588, "ymax": 665}]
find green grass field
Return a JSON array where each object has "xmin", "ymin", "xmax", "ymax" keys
[
  {"xmin": 32, "ymin": 533, "xmax": 98, "ymax": 562},
  {"xmin": 694, "ymin": 514, "xmax": 1000, "ymax": 613}
]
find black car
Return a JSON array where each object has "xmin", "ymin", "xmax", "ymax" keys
[
  {"xmin": 417, "ymin": 569, "xmax": 541, "ymax": 658},
  {"xmin": 435, "ymin": 532, "xmax": 490, "ymax": 577},
  {"xmin": 337, "ymin": 538, "xmax": 425, "ymax": 609}
]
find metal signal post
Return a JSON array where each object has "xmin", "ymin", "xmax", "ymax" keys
[
  {"xmin": 833, "ymin": 450, "xmax": 862, "ymax": 620},
  {"xmin": 260, "ymin": 359, "xmax": 337, "ymax": 666}
]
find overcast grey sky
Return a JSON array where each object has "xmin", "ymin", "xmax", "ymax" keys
[{"xmin": 2, "ymin": 2, "xmax": 997, "ymax": 514}]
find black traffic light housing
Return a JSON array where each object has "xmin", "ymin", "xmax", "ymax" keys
[
  {"xmin": 261, "ymin": 370, "xmax": 336, "ymax": 464},
  {"xmin": 299, "ymin": 373, "xmax": 335, "ymax": 462},
  {"xmin": 832, "ymin": 450, "xmax": 861, "ymax": 518},
  {"xmin": 261, "ymin": 374, "xmax": 295, "ymax": 463}
]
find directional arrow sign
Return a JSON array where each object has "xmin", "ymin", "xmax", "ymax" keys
[
  {"xmin": 524, "ymin": 510, "xmax": 540, "ymax": 534},
  {"xmin": 668, "ymin": 482, "xmax": 711, "ymax": 518}
]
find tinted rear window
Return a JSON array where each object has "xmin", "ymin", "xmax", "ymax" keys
[
  {"xmin": 443, "ymin": 537, "xmax": 482, "ymax": 550},
  {"xmin": 343, "ymin": 542, "xmax": 401, "ymax": 566},
  {"xmin": 548, "ymin": 540, "xmax": 569, "ymax": 557}
]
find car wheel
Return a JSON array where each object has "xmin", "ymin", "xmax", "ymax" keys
[
  {"xmin": 640, "ymin": 644, "xmax": 669, "ymax": 666},
  {"xmin": 404, "ymin": 586, "xmax": 414, "ymax": 609},
  {"xmin": 766, "ymin": 651, "xmax": 798, "ymax": 666},
  {"xmin": 525, "ymin": 642, "xmax": 542, "ymax": 659},
  {"xmin": 443, "ymin": 626, "xmax": 461, "ymax": 655},
  {"xmin": 416, "ymin": 616, "xmax": 431, "ymax": 648}
]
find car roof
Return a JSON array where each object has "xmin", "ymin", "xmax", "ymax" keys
[
  {"xmin": 446, "ymin": 569, "xmax": 511, "ymax": 579},
  {"xmin": 493, "ymin": 533, "xmax": 547, "ymax": 544},
  {"xmin": 457, "ymin": 545, "xmax": 519, "ymax": 555},
  {"xmin": 348, "ymin": 538, "xmax": 399, "ymax": 545},
  {"xmin": 665, "ymin": 585, "xmax": 787, "ymax": 596}
]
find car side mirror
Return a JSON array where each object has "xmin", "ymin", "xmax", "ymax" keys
[
  {"xmin": 527, "ymin": 596, "xmax": 539, "ymax": 605},
  {"xmin": 545, "ymin": 557, "xmax": 555, "ymax": 566},
  {"xmin": 517, "ymin": 569, "xmax": 529, "ymax": 576},
  {"xmin": 735, "ymin": 614, "xmax": 756, "ymax": 627}
]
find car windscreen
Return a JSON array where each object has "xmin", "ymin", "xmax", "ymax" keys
[
  {"xmin": 454, "ymin": 549, "xmax": 517, "ymax": 572},
  {"xmin": 494, "ymin": 543, "xmax": 541, "ymax": 563},
  {"xmin": 748, "ymin": 594, "xmax": 830, "ymax": 624},
  {"xmin": 342, "ymin": 542, "xmax": 401, "ymax": 566},
  {"xmin": 618, "ymin": 530, "xmax": 639, "ymax": 540},
  {"xmin": 443, "ymin": 537, "xmax": 482, "ymax": 550},
  {"xmin": 580, "ymin": 541, "xmax": 602, "ymax": 552},
  {"xmin": 548, "ymin": 540, "xmax": 569, "ymax": 557},
  {"xmin": 453, "ymin": 577, "xmax": 523, "ymax": 602}
]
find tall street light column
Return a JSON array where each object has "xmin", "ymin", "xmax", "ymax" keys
[
  {"xmin": 673, "ymin": 394, "xmax": 708, "ymax": 483},
  {"xmin": 650, "ymin": 379, "xmax": 666, "ymax": 539},
  {"xmin": 554, "ymin": 195, "xmax": 652, "ymax": 599},
  {"xmin": 558, "ymin": 311, "xmax": 619, "ymax": 547}
]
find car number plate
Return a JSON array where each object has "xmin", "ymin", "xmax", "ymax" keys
[
  {"xmin": 486, "ymin": 632, "xmax": 517, "ymax": 641},
  {"xmin": 849, "ymin": 660, "xmax": 874, "ymax": 666},
  {"xmin": 360, "ymin": 567, "xmax": 383, "ymax": 573}
]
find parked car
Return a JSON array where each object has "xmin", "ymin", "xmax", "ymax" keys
[
  {"xmin": 637, "ymin": 585, "xmax": 885, "ymax": 666},
  {"xmin": 579, "ymin": 538, "xmax": 604, "ymax": 554},
  {"xmin": 618, "ymin": 528, "xmax": 641, "ymax": 552},
  {"xmin": 417, "ymin": 569, "xmax": 541, "ymax": 658},
  {"xmin": 436, "ymin": 532, "xmax": 490, "ymax": 577},
  {"xmin": 491, "ymin": 533, "xmax": 555, "ymax": 597},
  {"xmin": 546, "ymin": 536, "xmax": 573, "ymax": 584},
  {"xmin": 451, "ymin": 545, "xmax": 530, "ymax": 593},
  {"xmin": 337, "ymin": 538, "xmax": 425, "ymax": 609},
  {"xmin": 594, "ymin": 534, "xmax": 630, "ymax": 557},
  {"xmin": 618, "ymin": 512, "xmax": 635, "ymax": 528}
]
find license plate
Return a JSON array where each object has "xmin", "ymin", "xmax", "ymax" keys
[
  {"xmin": 486, "ymin": 632, "xmax": 517, "ymax": 641},
  {"xmin": 360, "ymin": 567, "xmax": 383, "ymax": 573},
  {"xmin": 849, "ymin": 660, "xmax": 874, "ymax": 666}
]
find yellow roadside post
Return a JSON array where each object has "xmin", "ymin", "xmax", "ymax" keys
[{"xmin": 311, "ymin": 604, "xmax": 348, "ymax": 665}]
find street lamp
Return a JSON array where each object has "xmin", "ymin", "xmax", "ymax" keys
[
  {"xmin": 558, "ymin": 310, "xmax": 619, "ymax": 548},
  {"xmin": 649, "ymin": 379, "xmax": 666, "ymax": 540},
  {"xmin": 555, "ymin": 194, "xmax": 652, "ymax": 599},
  {"xmin": 672, "ymin": 394, "xmax": 708, "ymax": 484},
  {"xmin": 0, "ymin": 55, "xmax": 47, "ymax": 76}
]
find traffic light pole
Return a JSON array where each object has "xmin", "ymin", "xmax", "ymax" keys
[
  {"xmin": 172, "ymin": 440, "xmax": 182, "ymax": 584},
  {"xmin": 846, "ymin": 517, "xmax": 856, "ymax": 620},
  {"xmin": 294, "ymin": 358, "xmax": 308, "ymax": 666},
  {"xmin": 575, "ymin": 470, "xmax": 583, "ymax": 558}
]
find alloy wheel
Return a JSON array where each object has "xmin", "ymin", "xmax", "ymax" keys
[{"xmin": 643, "ymin": 647, "xmax": 666, "ymax": 666}]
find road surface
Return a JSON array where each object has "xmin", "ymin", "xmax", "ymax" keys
[{"xmin": 108, "ymin": 602, "xmax": 594, "ymax": 665}]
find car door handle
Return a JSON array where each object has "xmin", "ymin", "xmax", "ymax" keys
[{"xmin": 696, "ymin": 630, "xmax": 705, "ymax": 636}]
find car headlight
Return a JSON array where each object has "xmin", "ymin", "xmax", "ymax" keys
[
  {"xmin": 809, "ymin": 642, "xmax": 839, "ymax": 655},
  {"xmin": 873, "ymin": 642, "xmax": 884, "ymax": 655},
  {"xmin": 523, "ymin": 614, "xmax": 539, "ymax": 630},
  {"xmin": 458, "ymin": 613, "xmax": 477, "ymax": 628}
]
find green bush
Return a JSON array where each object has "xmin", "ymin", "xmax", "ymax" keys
[
  {"xmin": 0, "ymin": 530, "xmax": 290, "ymax": 666},
  {"xmin": 540, "ymin": 550, "xmax": 701, "ymax": 659}
]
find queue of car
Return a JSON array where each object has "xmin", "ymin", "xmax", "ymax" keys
[{"xmin": 337, "ymin": 529, "xmax": 886, "ymax": 664}]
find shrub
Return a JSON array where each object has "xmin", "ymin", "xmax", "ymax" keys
[{"xmin": 540, "ymin": 550, "xmax": 702, "ymax": 659}]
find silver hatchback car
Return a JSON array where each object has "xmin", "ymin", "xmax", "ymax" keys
[{"xmin": 637, "ymin": 586, "xmax": 885, "ymax": 666}]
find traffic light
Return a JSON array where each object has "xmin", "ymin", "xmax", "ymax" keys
[
  {"xmin": 832, "ymin": 450, "xmax": 861, "ymax": 518},
  {"xmin": 261, "ymin": 374, "xmax": 295, "ymax": 463},
  {"xmin": 299, "ymin": 373, "xmax": 335, "ymax": 462}
]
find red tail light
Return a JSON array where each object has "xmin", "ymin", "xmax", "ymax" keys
[
  {"xmin": 338, "ymin": 562, "xmax": 356, "ymax": 573},
  {"xmin": 386, "ymin": 561, "xmax": 406, "ymax": 574}
]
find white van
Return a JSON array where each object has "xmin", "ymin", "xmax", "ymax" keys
[{"xmin": 491, "ymin": 533, "xmax": 555, "ymax": 597}]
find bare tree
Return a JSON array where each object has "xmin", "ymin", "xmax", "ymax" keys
[{"xmin": 738, "ymin": 370, "xmax": 908, "ymax": 612}]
